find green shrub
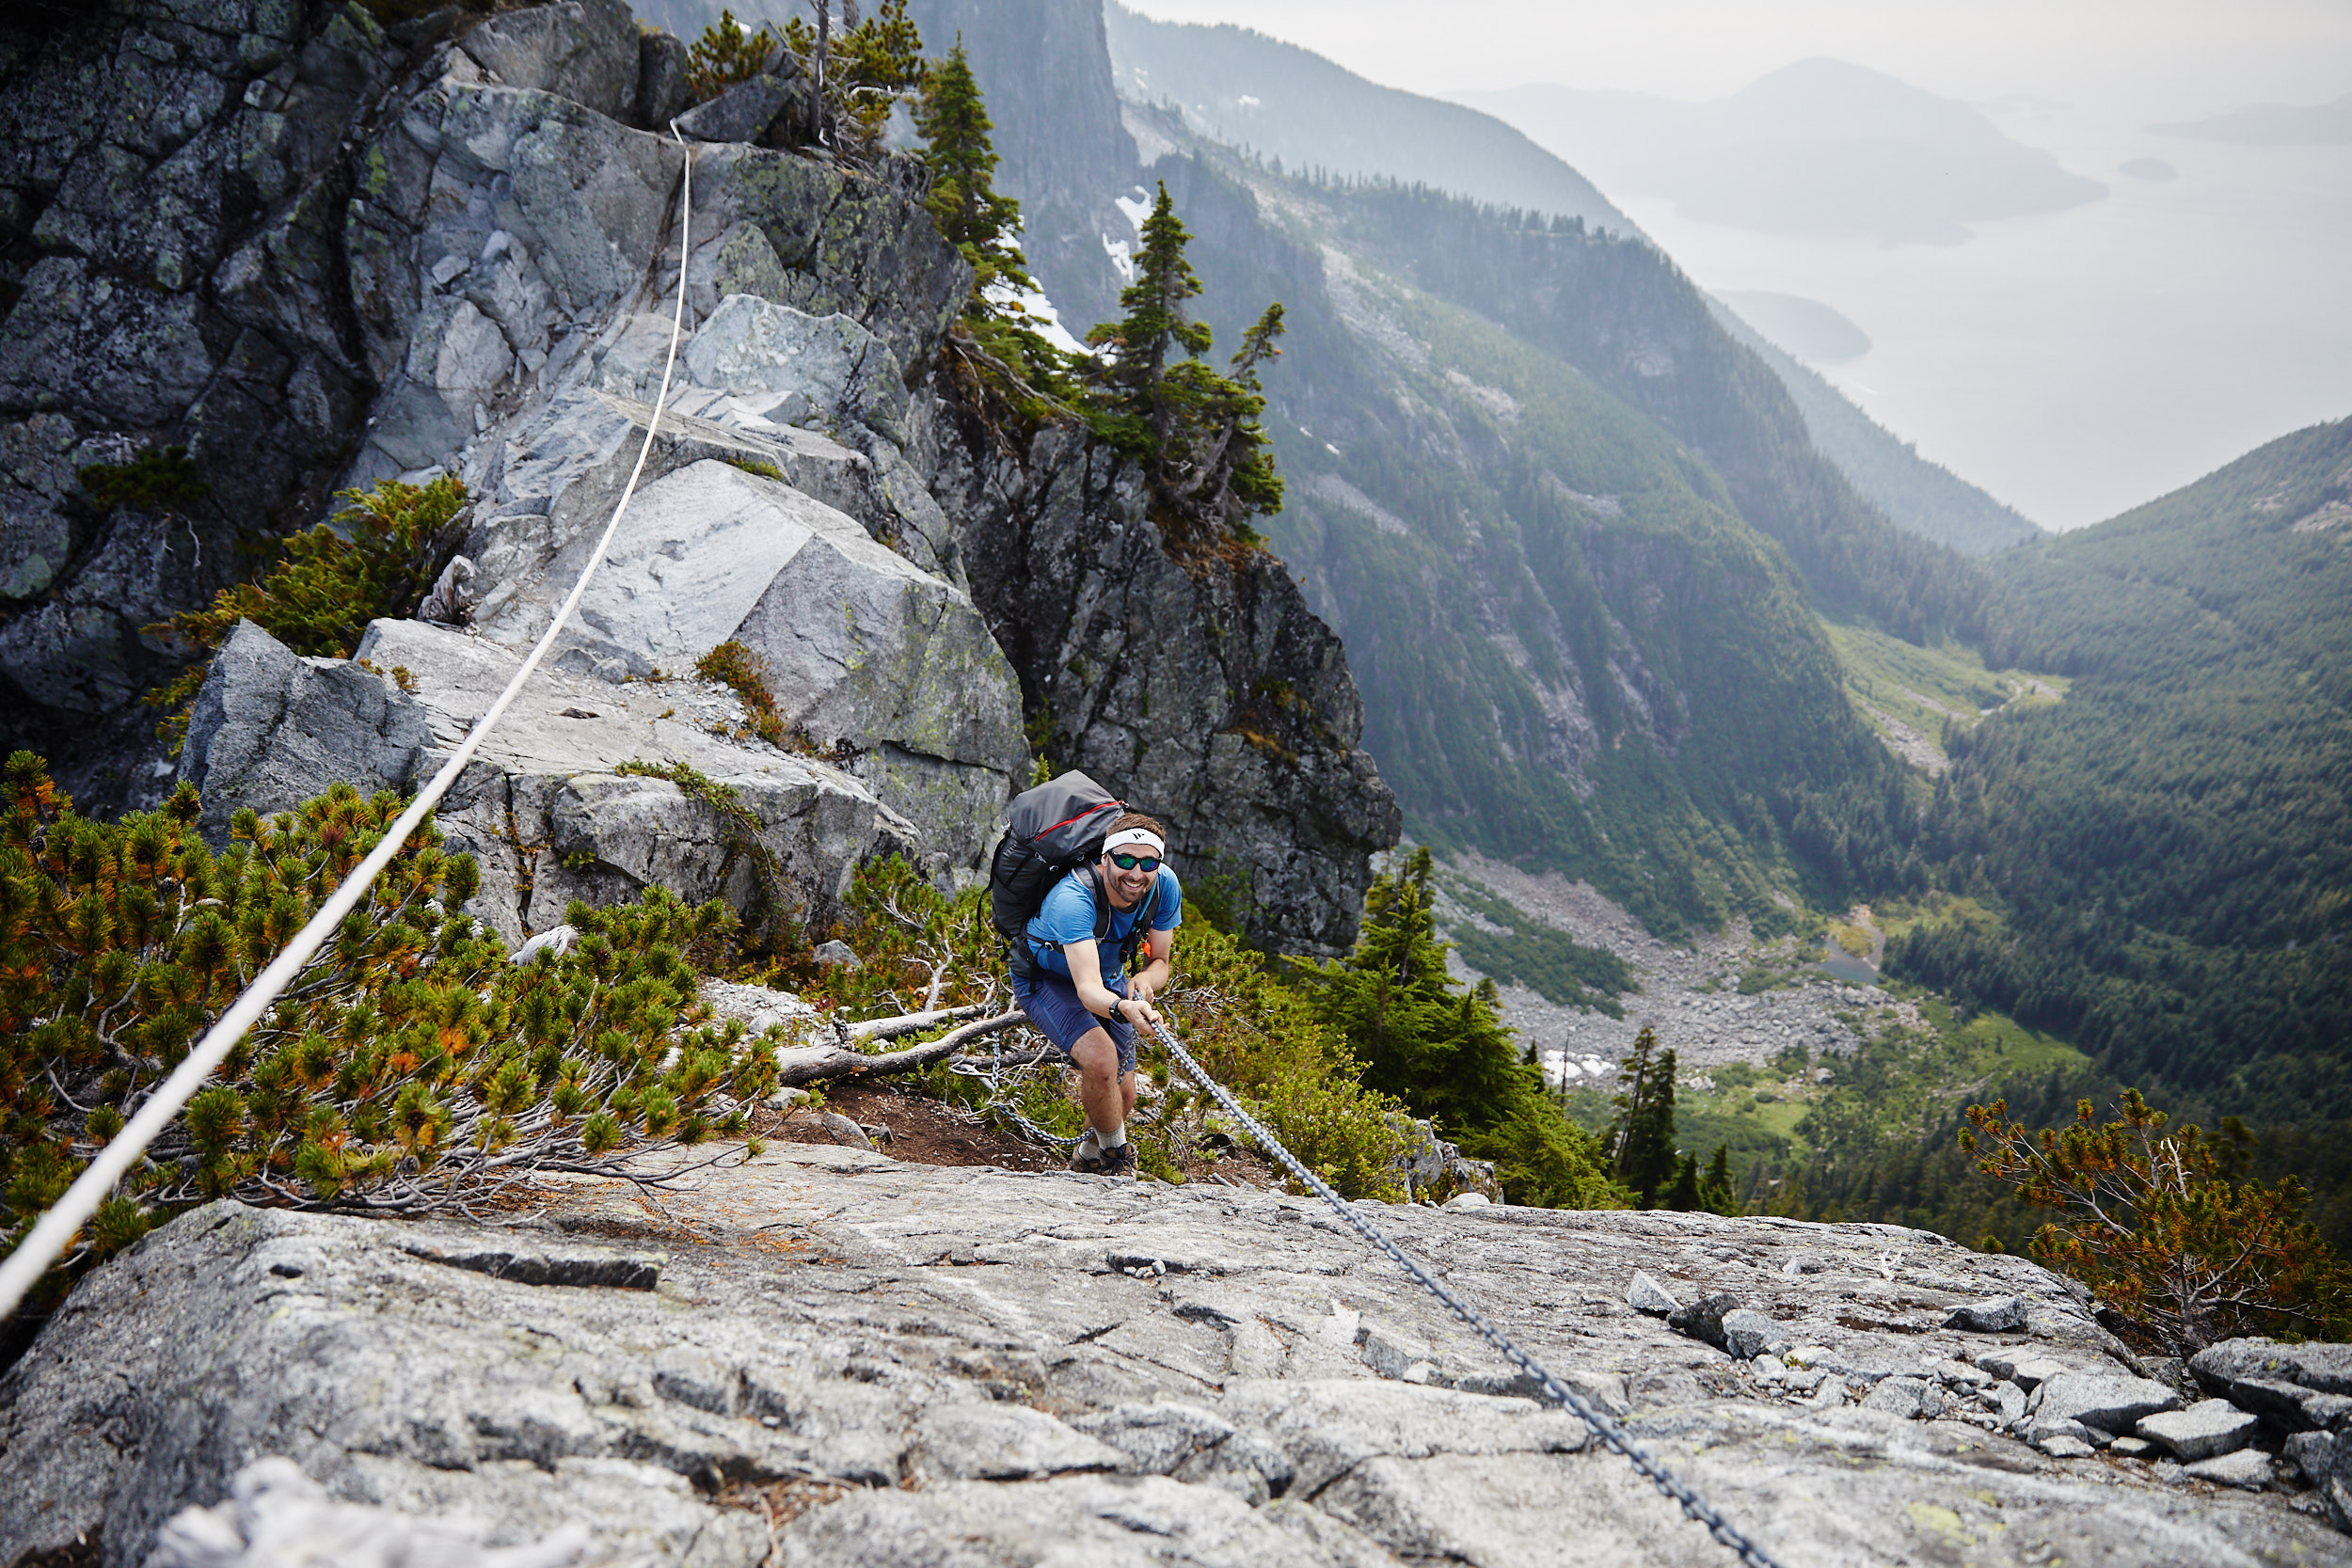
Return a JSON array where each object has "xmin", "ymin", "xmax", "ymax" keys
[
  {"xmin": 78, "ymin": 445, "xmax": 209, "ymax": 514},
  {"xmin": 144, "ymin": 475, "xmax": 468, "ymax": 752},
  {"xmin": 693, "ymin": 640, "xmax": 792, "ymax": 750},
  {"xmin": 1, "ymin": 754, "xmax": 777, "ymax": 1312},
  {"xmin": 1296, "ymin": 847, "xmax": 1627, "ymax": 1208},
  {"xmin": 685, "ymin": 8, "xmax": 778, "ymax": 103}
]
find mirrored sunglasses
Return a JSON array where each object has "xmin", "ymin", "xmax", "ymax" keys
[{"xmin": 1109, "ymin": 852, "xmax": 1161, "ymax": 873}]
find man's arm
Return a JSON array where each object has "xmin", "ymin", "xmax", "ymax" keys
[
  {"xmin": 1066, "ymin": 937, "xmax": 1162, "ymax": 1028},
  {"xmin": 1127, "ymin": 927, "xmax": 1175, "ymax": 1010}
]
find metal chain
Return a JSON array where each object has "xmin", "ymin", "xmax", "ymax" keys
[{"xmin": 1146, "ymin": 1019, "xmax": 1789, "ymax": 1568}]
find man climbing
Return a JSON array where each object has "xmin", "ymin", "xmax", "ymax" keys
[{"xmin": 1010, "ymin": 812, "xmax": 1183, "ymax": 1176}]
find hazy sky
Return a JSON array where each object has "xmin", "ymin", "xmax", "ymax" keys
[
  {"xmin": 1125, "ymin": 1, "xmax": 2352, "ymax": 528},
  {"xmin": 1121, "ymin": 0, "xmax": 2350, "ymax": 120}
]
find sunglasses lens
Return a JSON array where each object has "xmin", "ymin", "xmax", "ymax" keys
[{"xmin": 1112, "ymin": 854, "xmax": 1160, "ymax": 872}]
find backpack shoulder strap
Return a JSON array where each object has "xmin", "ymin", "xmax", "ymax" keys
[{"xmin": 1088, "ymin": 865, "xmax": 1113, "ymax": 943}]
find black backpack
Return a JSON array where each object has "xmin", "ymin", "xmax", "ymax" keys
[{"xmin": 990, "ymin": 771, "xmax": 1163, "ymax": 981}]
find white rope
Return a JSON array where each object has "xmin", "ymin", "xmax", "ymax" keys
[{"xmin": 0, "ymin": 128, "xmax": 701, "ymax": 1323}]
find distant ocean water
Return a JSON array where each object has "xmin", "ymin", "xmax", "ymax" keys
[{"xmin": 1609, "ymin": 121, "xmax": 2352, "ymax": 530}]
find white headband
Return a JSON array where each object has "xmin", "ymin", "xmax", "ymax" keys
[{"xmin": 1104, "ymin": 827, "xmax": 1166, "ymax": 857}]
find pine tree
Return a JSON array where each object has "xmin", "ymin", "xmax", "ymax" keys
[
  {"xmin": 1698, "ymin": 1143, "xmax": 1741, "ymax": 1215},
  {"xmin": 1608, "ymin": 1026, "xmax": 1679, "ymax": 1206},
  {"xmin": 914, "ymin": 43, "xmax": 1025, "ymax": 295},
  {"xmin": 778, "ymin": 0, "xmax": 924, "ymax": 154},
  {"xmin": 1085, "ymin": 183, "xmax": 1287, "ymax": 548},
  {"xmin": 913, "ymin": 40, "xmax": 1073, "ymax": 412},
  {"xmin": 1299, "ymin": 848, "xmax": 1623, "ymax": 1208},
  {"xmin": 1664, "ymin": 1152, "xmax": 1702, "ymax": 1212}
]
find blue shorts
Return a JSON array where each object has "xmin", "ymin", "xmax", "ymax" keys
[{"xmin": 1011, "ymin": 967, "xmax": 1136, "ymax": 1075}]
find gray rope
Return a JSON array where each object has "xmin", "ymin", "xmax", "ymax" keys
[{"xmin": 1146, "ymin": 1019, "xmax": 1788, "ymax": 1568}]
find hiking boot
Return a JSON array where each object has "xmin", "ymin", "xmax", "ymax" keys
[
  {"xmin": 1067, "ymin": 1130, "xmax": 1106, "ymax": 1173},
  {"xmin": 1095, "ymin": 1140, "xmax": 1137, "ymax": 1177}
]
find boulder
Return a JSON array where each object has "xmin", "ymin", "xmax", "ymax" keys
[
  {"xmin": 2185, "ymin": 1449, "xmax": 2276, "ymax": 1491},
  {"xmin": 2193, "ymin": 1339, "xmax": 2352, "ymax": 1423},
  {"xmin": 1665, "ymin": 1291, "xmax": 1743, "ymax": 1353},
  {"xmin": 457, "ymin": 0, "xmax": 641, "ymax": 120},
  {"xmin": 633, "ymin": 29, "xmax": 693, "ymax": 132},
  {"xmin": 2286, "ymin": 1430, "xmax": 2336, "ymax": 1484},
  {"xmin": 1861, "ymin": 1376, "xmax": 1940, "ymax": 1421},
  {"xmin": 1979, "ymin": 1352, "xmax": 2074, "ymax": 1390},
  {"xmin": 674, "ymin": 72, "xmax": 797, "ymax": 145},
  {"xmin": 1628, "ymin": 1271, "xmax": 1680, "ymax": 1317},
  {"xmin": 682, "ymin": 293, "xmax": 911, "ymax": 444},
  {"xmin": 2032, "ymin": 1370, "xmax": 2182, "ymax": 1433},
  {"xmin": 1945, "ymin": 1295, "xmax": 2029, "ymax": 1333},
  {"xmin": 2027, "ymin": 1416, "xmax": 2105, "ymax": 1449},
  {"xmin": 1718, "ymin": 1308, "xmax": 1788, "ymax": 1361},
  {"xmin": 176, "ymin": 618, "xmax": 921, "ymax": 947},
  {"xmin": 2138, "ymin": 1402, "xmax": 2261, "ymax": 1462},
  {"xmin": 502, "ymin": 456, "xmax": 1025, "ymax": 859}
]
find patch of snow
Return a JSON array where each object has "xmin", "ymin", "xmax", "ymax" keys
[
  {"xmin": 1103, "ymin": 235, "xmax": 1135, "ymax": 285},
  {"xmin": 1237, "ymin": 94, "xmax": 1261, "ymax": 110},
  {"xmin": 981, "ymin": 278, "xmax": 1089, "ymax": 358},
  {"xmin": 1113, "ymin": 187, "xmax": 1152, "ymax": 235}
]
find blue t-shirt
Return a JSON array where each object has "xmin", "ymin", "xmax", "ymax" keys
[{"xmin": 1025, "ymin": 864, "xmax": 1183, "ymax": 981}]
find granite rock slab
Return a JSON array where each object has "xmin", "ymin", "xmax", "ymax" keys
[{"xmin": 6, "ymin": 1149, "xmax": 2345, "ymax": 1568}]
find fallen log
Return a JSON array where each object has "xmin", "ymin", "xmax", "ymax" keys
[{"xmin": 773, "ymin": 1010, "xmax": 1026, "ymax": 1088}]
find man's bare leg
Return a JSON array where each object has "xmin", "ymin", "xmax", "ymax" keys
[{"xmin": 1070, "ymin": 1029, "xmax": 1130, "ymax": 1141}]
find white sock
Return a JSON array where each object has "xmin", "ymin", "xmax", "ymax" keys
[{"xmin": 1100, "ymin": 1124, "xmax": 1127, "ymax": 1149}]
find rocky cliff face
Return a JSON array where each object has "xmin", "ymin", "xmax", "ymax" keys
[
  {"xmin": 0, "ymin": 0, "xmax": 1395, "ymax": 949},
  {"xmin": 5, "ymin": 1145, "xmax": 2344, "ymax": 1567},
  {"xmin": 930, "ymin": 413, "xmax": 1399, "ymax": 956},
  {"xmin": 0, "ymin": 0, "xmax": 416, "ymax": 808}
]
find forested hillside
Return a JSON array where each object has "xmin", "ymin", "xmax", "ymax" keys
[
  {"xmin": 1890, "ymin": 418, "xmax": 2352, "ymax": 1121},
  {"xmin": 1131, "ymin": 135, "xmax": 1930, "ymax": 936},
  {"xmin": 1311, "ymin": 183, "xmax": 2007, "ymax": 652},
  {"xmin": 1100, "ymin": 3, "xmax": 1629, "ymax": 234},
  {"xmin": 1706, "ymin": 299, "xmax": 2043, "ymax": 556}
]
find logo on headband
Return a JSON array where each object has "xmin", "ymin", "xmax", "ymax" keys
[{"xmin": 1103, "ymin": 827, "xmax": 1166, "ymax": 857}]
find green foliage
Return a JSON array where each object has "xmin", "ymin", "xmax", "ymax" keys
[
  {"xmin": 723, "ymin": 456, "xmax": 785, "ymax": 482},
  {"xmin": 142, "ymin": 475, "xmax": 468, "ymax": 754},
  {"xmin": 0, "ymin": 755, "xmax": 773, "ymax": 1310},
  {"xmin": 1440, "ymin": 879, "xmax": 1629, "ymax": 1015},
  {"xmin": 685, "ymin": 9, "xmax": 779, "ymax": 103},
  {"xmin": 1891, "ymin": 420, "xmax": 2352, "ymax": 1128},
  {"xmin": 1604, "ymin": 1026, "xmax": 1678, "ymax": 1206},
  {"xmin": 1963, "ymin": 1088, "xmax": 2352, "ymax": 1350},
  {"xmin": 77, "ymin": 445, "xmax": 208, "ymax": 514},
  {"xmin": 777, "ymin": 0, "xmax": 925, "ymax": 155},
  {"xmin": 915, "ymin": 42, "xmax": 1026, "ymax": 300},
  {"xmin": 1167, "ymin": 909, "xmax": 1416, "ymax": 1201},
  {"xmin": 693, "ymin": 640, "xmax": 790, "ymax": 750},
  {"xmin": 1695, "ymin": 1144, "xmax": 1740, "ymax": 1214},
  {"xmin": 914, "ymin": 41, "xmax": 1082, "ymax": 426},
  {"xmin": 1085, "ymin": 183, "xmax": 1287, "ymax": 552},
  {"xmin": 1296, "ymin": 848, "xmax": 1623, "ymax": 1207}
]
